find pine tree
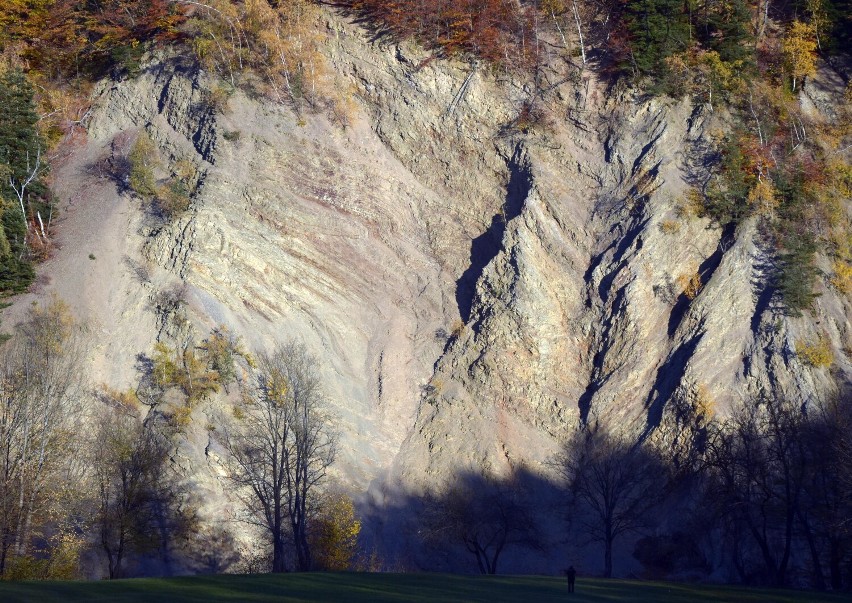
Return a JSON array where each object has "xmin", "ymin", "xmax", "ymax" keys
[
  {"xmin": 0, "ymin": 70, "xmax": 44, "ymax": 294},
  {"xmin": 702, "ymin": 0, "xmax": 753, "ymax": 65},
  {"xmin": 623, "ymin": 0, "xmax": 691, "ymax": 77},
  {"xmin": 0, "ymin": 70, "xmax": 43, "ymax": 189}
]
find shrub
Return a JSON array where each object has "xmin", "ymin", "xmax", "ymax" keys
[
  {"xmin": 660, "ymin": 219, "xmax": 681, "ymax": 234},
  {"xmin": 309, "ymin": 492, "xmax": 361, "ymax": 571},
  {"xmin": 1, "ymin": 533, "xmax": 83, "ymax": 581},
  {"xmin": 170, "ymin": 405, "xmax": 194, "ymax": 429},
  {"xmin": 99, "ymin": 385, "xmax": 141, "ymax": 411},
  {"xmin": 157, "ymin": 179, "xmax": 191, "ymax": 218},
  {"xmin": 633, "ymin": 532, "xmax": 708, "ymax": 579},
  {"xmin": 692, "ymin": 383, "xmax": 715, "ymax": 423},
  {"xmin": 830, "ymin": 260, "xmax": 852, "ymax": 295},
  {"xmin": 203, "ymin": 326, "xmax": 241, "ymax": 389},
  {"xmin": 796, "ymin": 335, "xmax": 834, "ymax": 367},
  {"xmin": 156, "ymin": 158, "xmax": 197, "ymax": 219},
  {"xmin": 110, "ymin": 43, "xmax": 145, "ymax": 78},
  {"xmin": 128, "ymin": 132, "xmax": 158, "ymax": 198},
  {"xmin": 204, "ymin": 84, "xmax": 232, "ymax": 114},
  {"xmin": 676, "ymin": 188, "xmax": 704, "ymax": 219},
  {"xmin": 676, "ymin": 265, "xmax": 703, "ymax": 300},
  {"xmin": 152, "ymin": 341, "xmax": 220, "ymax": 406},
  {"xmin": 450, "ymin": 319, "xmax": 466, "ymax": 339}
]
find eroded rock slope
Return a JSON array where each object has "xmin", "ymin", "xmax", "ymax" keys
[{"xmin": 3, "ymin": 7, "xmax": 849, "ymax": 571}]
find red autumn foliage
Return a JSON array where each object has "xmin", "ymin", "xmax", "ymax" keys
[
  {"xmin": 342, "ymin": 0, "xmax": 541, "ymax": 69},
  {"xmin": 1, "ymin": 0, "xmax": 188, "ymax": 80},
  {"xmin": 737, "ymin": 135, "xmax": 773, "ymax": 178}
]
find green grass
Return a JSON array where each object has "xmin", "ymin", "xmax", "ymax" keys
[{"xmin": 0, "ymin": 573, "xmax": 849, "ymax": 603}]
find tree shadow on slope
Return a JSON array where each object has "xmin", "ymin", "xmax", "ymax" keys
[
  {"xmin": 360, "ymin": 436, "xmax": 680, "ymax": 580},
  {"xmin": 360, "ymin": 467, "xmax": 560, "ymax": 575}
]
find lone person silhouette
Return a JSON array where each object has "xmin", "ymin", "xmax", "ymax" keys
[{"xmin": 564, "ymin": 565, "xmax": 576, "ymax": 593}]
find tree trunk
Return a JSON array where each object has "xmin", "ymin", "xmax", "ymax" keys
[
  {"xmin": 273, "ymin": 485, "xmax": 286, "ymax": 572},
  {"xmin": 296, "ymin": 525, "xmax": 311, "ymax": 571},
  {"xmin": 0, "ymin": 532, "xmax": 8, "ymax": 575},
  {"xmin": 830, "ymin": 538, "xmax": 843, "ymax": 590},
  {"xmin": 797, "ymin": 511, "xmax": 825, "ymax": 589},
  {"xmin": 272, "ymin": 534, "xmax": 286, "ymax": 573},
  {"xmin": 571, "ymin": 0, "xmax": 586, "ymax": 66},
  {"xmin": 488, "ymin": 540, "xmax": 505, "ymax": 575},
  {"xmin": 747, "ymin": 521, "xmax": 778, "ymax": 583},
  {"xmin": 604, "ymin": 537, "xmax": 613, "ymax": 578},
  {"xmin": 473, "ymin": 547, "xmax": 486, "ymax": 575},
  {"xmin": 104, "ymin": 530, "xmax": 125, "ymax": 579},
  {"xmin": 776, "ymin": 502, "xmax": 795, "ymax": 587},
  {"xmin": 292, "ymin": 488, "xmax": 311, "ymax": 571}
]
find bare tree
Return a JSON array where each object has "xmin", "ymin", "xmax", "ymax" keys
[
  {"xmin": 421, "ymin": 470, "xmax": 541, "ymax": 574},
  {"xmin": 704, "ymin": 395, "xmax": 809, "ymax": 587},
  {"xmin": 704, "ymin": 392, "xmax": 852, "ymax": 589},
  {"xmin": 90, "ymin": 397, "xmax": 189, "ymax": 579},
  {"xmin": 795, "ymin": 399, "xmax": 840, "ymax": 590},
  {"xmin": 0, "ymin": 296, "xmax": 84, "ymax": 575},
  {"xmin": 221, "ymin": 341, "xmax": 337, "ymax": 572},
  {"xmin": 556, "ymin": 429, "xmax": 665, "ymax": 578}
]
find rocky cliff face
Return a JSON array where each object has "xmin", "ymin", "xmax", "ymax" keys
[{"xmin": 4, "ymin": 7, "xmax": 849, "ymax": 572}]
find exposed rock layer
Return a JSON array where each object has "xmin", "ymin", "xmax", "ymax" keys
[{"xmin": 3, "ymin": 7, "xmax": 850, "ymax": 572}]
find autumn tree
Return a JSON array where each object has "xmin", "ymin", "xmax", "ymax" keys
[
  {"xmin": 184, "ymin": 0, "xmax": 331, "ymax": 112},
  {"xmin": 782, "ymin": 21, "xmax": 818, "ymax": 92},
  {"xmin": 90, "ymin": 392, "xmax": 192, "ymax": 579},
  {"xmin": 309, "ymin": 491, "xmax": 361, "ymax": 571},
  {"xmin": 343, "ymin": 0, "xmax": 541, "ymax": 70},
  {"xmin": 222, "ymin": 341, "xmax": 338, "ymax": 572},
  {"xmin": 0, "ymin": 296, "xmax": 84, "ymax": 575},
  {"xmin": 1, "ymin": 0, "xmax": 186, "ymax": 80}
]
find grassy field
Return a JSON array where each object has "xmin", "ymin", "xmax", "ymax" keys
[{"xmin": 0, "ymin": 572, "xmax": 850, "ymax": 603}]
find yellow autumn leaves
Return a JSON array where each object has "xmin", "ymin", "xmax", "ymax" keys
[
  {"xmin": 782, "ymin": 20, "xmax": 818, "ymax": 92},
  {"xmin": 310, "ymin": 492, "xmax": 362, "ymax": 571}
]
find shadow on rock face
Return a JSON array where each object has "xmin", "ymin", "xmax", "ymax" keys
[{"xmin": 455, "ymin": 152, "xmax": 531, "ymax": 324}]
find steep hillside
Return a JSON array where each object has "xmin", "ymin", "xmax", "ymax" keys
[{"xmin": 1, "ymin": 4, "xmax": 849, "ymax": 576}]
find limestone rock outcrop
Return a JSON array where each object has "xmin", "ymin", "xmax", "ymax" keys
[{"xmin": 3, "ymin": 7, "xmax": 849, "ymax": 572}]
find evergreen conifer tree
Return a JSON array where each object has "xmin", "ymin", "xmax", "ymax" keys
[
  {"xmin": 0, "ymin": 69, "xmax": 44, "ymax": 293},
  {"xmin": 624, "ymin": 0, "xmax": 690, "ymax": 76}
]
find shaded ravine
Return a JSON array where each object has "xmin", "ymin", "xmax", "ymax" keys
[{"xmin": 455, "ymin": 145, "xmax": 531, "ymax": 323}]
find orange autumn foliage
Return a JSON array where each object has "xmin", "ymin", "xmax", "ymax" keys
[{"xmin": 344, "ymin": 0, "xmax": 541, "ymax": 69}]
